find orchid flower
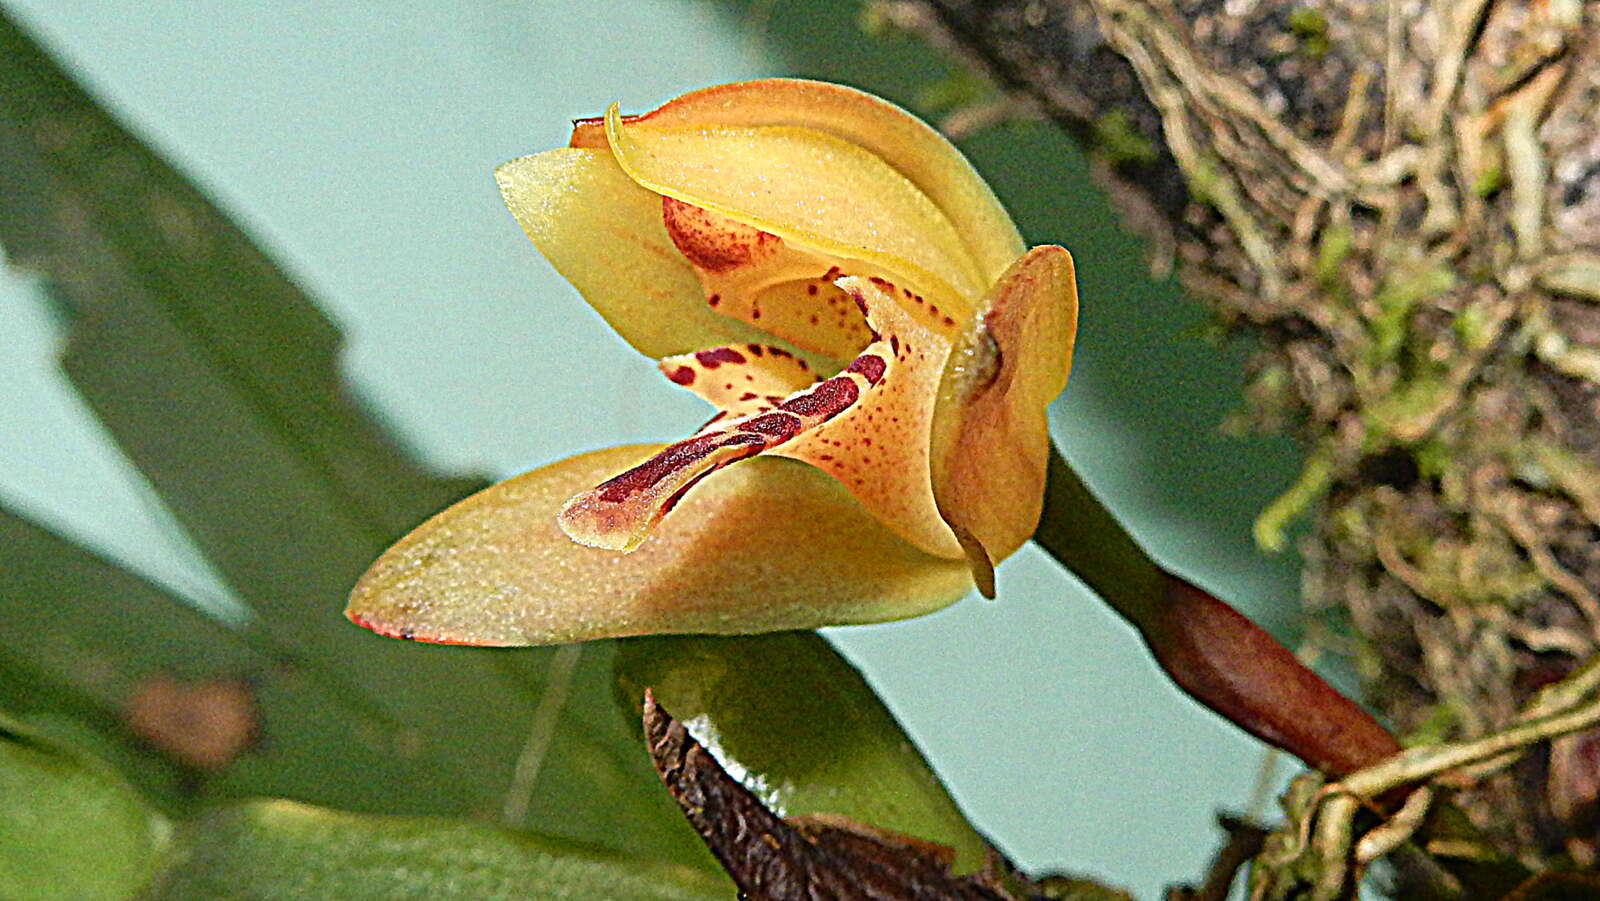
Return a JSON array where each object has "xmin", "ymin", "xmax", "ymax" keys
[{"xmin": 346, "ymin": 79, "xmax": 1077, "ymax": 645}]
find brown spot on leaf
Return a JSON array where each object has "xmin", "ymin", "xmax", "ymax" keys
[{"xmin": 124, "ymin": 673, "xmax": 258, "ymax": 770}]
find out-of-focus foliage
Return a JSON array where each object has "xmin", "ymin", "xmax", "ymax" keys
[
  {"xmin": 0, "ymin": 714, "xmax": 168, "ymax": 901},
  {"xmin": 0, "ymin": 9, "xmax": 987, "ymax": 898}
]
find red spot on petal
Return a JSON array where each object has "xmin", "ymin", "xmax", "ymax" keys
[
  {"xmin": 807, "ymin": 284, "xmax": 819, "ymax": 296},
  {"xmin": 662, "ymin": 197, "xmax": 777, "ymax": 273},
  {"xmin": 708, "ymin": 294, "xmax": 721, "ymax": 308},
  {"xmin": 846, "ymin": 354, "xmax": 887, "ymax": 386},
  {"xmin": 746, "ymin": 344, "xmax": 765, "ymax": 356},
  {"xmin": 743, "ymin": 412, "xmax": 802, "ymax": 443},
  {"xmin": 739, "ymin": 392, "xmax": 759, "ymax": 401},
  {"xmin": 781, "ymin": 377, "xmax": 859, "ymax": 421},
  {"xmin": 667, "ymin": 366, "xmax": 696, "ymax": 386},
  {"xmin": 695, "ymin": 347, "xmax": 747, "ymax": 368}
]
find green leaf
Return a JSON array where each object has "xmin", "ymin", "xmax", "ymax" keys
[
  {"xmin": 144, "ymin": 800, "xmax": 731, "ymax": 901},
  {"xmin": 0, "ymin": 505, "xmax": 466, "ymax": 816},
  {"xmin": 0, "ymin": 10, "xmax": 702, "ymax": 865},
  {"xmin": 0, "ymin": 712, "xmax": 170, "ymax": 901},
  {"xmin": 614, "ymin": 632, "xmax": 991, "ymax": 873}
]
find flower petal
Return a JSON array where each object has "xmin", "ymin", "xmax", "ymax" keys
[
  {"xmin": 657, "ymin": 343, "xmax": 819, "ymax": 419},
  {"xmin": 559, "ymin": 277, "xmax": 961, "ymax": 559},
  {"xmin": 930, "ymin": 246, "xmax": 1078, "ymax": 594},
  {"xmin": 602, "ymin": 104, "xmax": 983, "ymax": 316},
  {"xmin": 773, "ymin": 277, "xmax": 962, "ymax": 558},
  {"xmin": 345, "ymin": 445, "xmax": 973, "ymax": 646},
  {"xmin": 570, "ymin": 79, "xmax": 1025, "ymax": 283},
  {"xmin": 494, "ymin": 147, "xmax": 784, "ymax": 358}
]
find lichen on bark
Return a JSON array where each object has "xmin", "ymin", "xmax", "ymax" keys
[{"xmin": 883, "ymin": 0, "xmax": 1600, "ymax": 865}]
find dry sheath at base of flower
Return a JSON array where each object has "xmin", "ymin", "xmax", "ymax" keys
[{"xmin": 346, "ymin": 78, "xmax": 1077, "ymax": 645}]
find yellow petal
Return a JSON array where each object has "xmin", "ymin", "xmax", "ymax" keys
[
  {"xmin": 603, "ymin": 105, "xmax": 983, "ymax": 318},
  {"xmin": 345, "ymin": 445, "xmax": 973, "ymax": 646},
  {"xmin": 494, "ymin": 147, "xmax": 785, "ymax": 359},
  {"xmin": 570, "ymin": 79, "xmax": 1025, "ymax": 283},
  {"xmin": 658, "ymin": 343, "xmax": 819, "ymax": 419},
  {"xmin": 560, "ymin": 277, "xmax": 961, "ymax": 559},
  {"xmin": 658, "ymin": 197, "xmax": 935, "ymax": 357},
  {"xmin": 930, "ymin": 246, "xmax": 1079, "ymax": 594},
  {"xmin": 773, "ymin": 277, "xmax": 962, "ymax": 558}
]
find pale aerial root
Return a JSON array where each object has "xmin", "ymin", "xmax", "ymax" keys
[{"xmin": 1248, "ymin": 654, "xmax": 1600, "ymax": 901}]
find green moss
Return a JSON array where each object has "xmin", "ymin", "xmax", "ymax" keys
[
  {"xmin": 1369, "ymin": 262, "xmax": 1457, "ymax": 363},
  {"xmin": 1287, "ymin": 8, "xmax": 1330, "ymax": 58},
  {"xmin": 1473, "ymin": 166, "xmax": 1504, "ymax": 197},
  {"xmin": 1314, "ymin": 223, "xmax": 1353, "ymax": 291},
  {"xmin": 1090, "ymin": 108, "xmax": 1158, "ymax": 166}
]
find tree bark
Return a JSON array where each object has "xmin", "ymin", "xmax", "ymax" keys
[{"xmin": 883, "ymin": 0, "xmax": 1600, "ymax": 865}]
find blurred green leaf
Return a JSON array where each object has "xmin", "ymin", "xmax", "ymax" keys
[
  {"xmin": 615, "ymin": 633, "xmax": 991, "ymax": 873},
  {"xmin": 0, "ymin": 9, "xmax": 701, "ymax": 865},
  {"xmin": 143, "ymin": 799, "xmax": 731, "ymax": 901},
  {"xmin": 0, "ymin": 506, "xmax": 481, "ymax": 816},
  {"xmin": 0, "ymin": 712, "xmax": 170, "ymax": 901}
]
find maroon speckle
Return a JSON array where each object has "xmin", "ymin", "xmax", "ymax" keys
[
  {"xmin": 848, "ymin": 290, "xmax": 870, "ymax": 317},
  {"xmin": 667, "ymin": 366, "xmax": 696, "ymax": 386},
  {"xmin": 846, "ymin": 354, "xmax": 887, "ymax": 385},
  {"xmin": 746, "ymin": 344, "xmax": 764, "ymax": 356},
  {"xmin": 662, "ymin": 197, "xmax": 776, "ymax": 273},
  {"xmin": 743, "ymin": 412, "xmax": 802, "ymax": 443},
  {"xmin": 942, "ymin": 316, "xmax": 957, "ymax": 327},
  {"xmin": 768, "ymin": 347, "xmax": 792, "ymax": 359},
  {"xmin": 739, "ymin": 392, "xmax": 759, "ymax": 401},
  {"xmin": 807, "ymin": 284, "xmax": 819, "ymax": 296},
  {"xmin": 824, "ymin": 266, "xmax": 842, "ymax": 279},
  {"xmin": 781, "ymin": 377, "xmax": 860, "ymax": 421},
  {"xmin": 596, "ymin": 433, "xmax": 764, "ymax": 502},
  {"xmin": 708, "ymin": 294, "xmax": 722, "ymax": 308},
  {"xmin": 695, "ymin": 347, "xmax": 747, "ymax": 368},
  {"xmin": 889, "ymin": 335, "xmax": 900, "ymax": 354}
]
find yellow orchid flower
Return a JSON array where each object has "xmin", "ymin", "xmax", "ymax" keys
[{"xmin": 346, "ymin": 79, "xmax": 1077, "ymax": 645}]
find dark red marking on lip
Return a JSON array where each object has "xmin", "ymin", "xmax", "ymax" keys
[
  {"xmin": 743, "ymin": 411, "xmax": 803, "ymax": 442},
  {"xmin": 596, "ymin": 433, "xmax": 764, "ymax": 502},
  {"xmin": 849, "ymin": 291, "xmax": 870, "ymax": 317},
  {"xmin": 807, "ymin": 284, "xmax": 819, "ymax": 296},
  {"xmin": 846, "ymin": 354, "xmax": 887, "ymax": 385},
  {"xmin": 781, "ymin": 376, "xmax": 859, "ymax": 420},
  {"xmin": 746, "ymin": 344, "xmax": 764, "ymax": 356},
  {"xmin": 767, "ymin": 347, "xmax": 792, "ymax": 359},
  {"xmin": 889, "ymin": 335, "xmax": 900, "ymax": 355},
  {"xmin": 823, "ymin": 266, "xmax": 841, "ymax": 279},
  {"xmin": 708, "ymin": 293, "xmax": 721, "ymax": 308},
  {"xmin": 667, "ymin": 365, "xmax": 696, "ymax": 385},
  {"xmin": 695, "ymin": 347, "xmax": 746, "ymax": 368},
  {"xmin": 738, "ymin": 391, "xmax": 759, "ymax": 401}
]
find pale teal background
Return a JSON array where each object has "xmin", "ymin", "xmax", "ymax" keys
[{"xmin": 0, "ymin": 1, "xmax": 1310, "ymax": 895}]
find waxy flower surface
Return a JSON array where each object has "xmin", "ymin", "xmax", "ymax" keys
[{"xmin": 347, "ymin": 79, "xmax": 1078, "ymax": 645}]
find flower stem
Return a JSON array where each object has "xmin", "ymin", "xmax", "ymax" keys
[{"xmin": 1033, "ymin": 444, "xmax": 1401, "ymax": 776}]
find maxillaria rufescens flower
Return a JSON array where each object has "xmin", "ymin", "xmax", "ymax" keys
[{"xmin": 346, "ymin": 79, "xmax": 1077, "ymax": 645}]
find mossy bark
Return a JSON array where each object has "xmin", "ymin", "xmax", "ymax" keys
[{"xmin": 886, "ymin": 0, "xmax": 1600, "ymax": 865}]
